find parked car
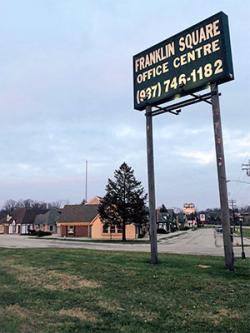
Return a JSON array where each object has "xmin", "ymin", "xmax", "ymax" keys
[{"xmin": 215, "ymin": 226, "xmax": 223, "ymax": 233}]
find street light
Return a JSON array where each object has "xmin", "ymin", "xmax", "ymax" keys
[
  {"xmin": 239, "ymin": 217, "xmax": 246, "ymax": 260},
  {"xmin": 226, "ymin": 179, "xmax": 248, "ymax": 259}
]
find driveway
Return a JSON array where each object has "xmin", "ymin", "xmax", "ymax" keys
[{"xmin": 0, "ymin": 228, "xmax": 249, "ymax": 257}]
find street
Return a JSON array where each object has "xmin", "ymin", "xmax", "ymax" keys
[{"xmin": 0, "ymin": 228, "xmax": 250, "ymax": 257}]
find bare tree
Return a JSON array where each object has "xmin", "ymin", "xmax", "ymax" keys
[
  {"xmin": 1, "ymin": 199, "xmax": 66, "ymax": 214},
  {"xmin": 2, "ymin": 199, "xmax": 17, "ymax": 214}
]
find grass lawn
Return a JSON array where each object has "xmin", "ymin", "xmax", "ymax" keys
[
  {"xmin": 33, "ymin": 237, "xmax": 150, "ymax": 244},
  {"xmin": 0, "ymin": 249, "xmax": 249, "ymax": 333},
  {"xmin": 235, "ymin": 227, "xmax": 250, "ymax": 239}
]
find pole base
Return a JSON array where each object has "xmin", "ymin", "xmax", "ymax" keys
[{"xmin": 242, "ymin": 252, "xmax": 246, "ymax": 260}]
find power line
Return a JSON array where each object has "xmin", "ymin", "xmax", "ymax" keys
[
  {"xmin": 227, "ymin": 157, "xmax": 250, "ymax": 205},
  {"xmin": 228, "ymin": 179, "xmax": 250, "ymax": 185},
  {"xmin": 242, "ymin": 160, "xmax": 250, "ymax": 176}
]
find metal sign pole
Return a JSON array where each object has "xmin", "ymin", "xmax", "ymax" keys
[
  {"xmin": 211, "ymin": 83, "xmax": 234, "ymax": 271},
  {"xmin": 145, "ymin": 105, "xmax": 158, "ymax": 264}
]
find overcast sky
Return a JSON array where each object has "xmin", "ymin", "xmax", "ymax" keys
[{"xmin": 0, "ymin": 0, "xmax": 250, "ymax": 210}]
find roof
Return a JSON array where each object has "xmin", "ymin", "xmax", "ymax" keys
[
  {"xmin": 0, "ymin": 213, "xmax": 16, "ymax": 225},
  {"xmin": 0, "ymin": 217, "xmax": 8, "ymax": 225},
  {"xmin": 0, "ymin": 211, "xmax": 6, "ymax": 219},
  {"xmin": 34, "ymin": 209, "xmax": 61, "ymax": 225},
  {"xmin": 8, "ymin": 208, "xmax": 48, "ymax": 225},
  {"xmin": 25, "ymin": 209, "xmax": 48, "ymax": 225},
  {"xmin": 11, "ymin": 208, "xmax": 26, "ymax": 224},
  {"xmin": 86, "ymin": 196, "xmax": 102, "ymax": 205},
  {"xmin": 57, "ymin": 204, "xmax": 99, "ymax": 223}
]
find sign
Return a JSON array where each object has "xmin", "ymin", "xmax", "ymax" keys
[
  {"xmin": 200, "ymin": 214, "xmax": 206, "ymax": 222},
  {"xmin": 133, "ymin": 12, "xmax": 234, "ymax": 110}
]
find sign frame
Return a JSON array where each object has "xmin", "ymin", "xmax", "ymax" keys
[
  {"xmin": 133, "ymin": 11, "xmax": 234, "ymax": 110},
  {"xmin": 138, "ymin": 12, "xmax": 235, "ymax": 270}
]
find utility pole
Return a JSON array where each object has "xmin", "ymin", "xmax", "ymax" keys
[
  {"xmin": 228, "ymin": 200, "xmax": 236, "ymax": 210},
  {"xmin": 145, "ymin": 105, "xmax": 158, "ymax": 264},
  {"xmin": 85, "ymin": 160, "xmax": 88, "ymax": 202},
  {"xmin": 229, "ymin": 199, "xmax": 237, "ymax": 232},
  {"xmin": 242, "ymin": 160, "xmax": 250, "ymax": 176},
  {"xmin": 211, "ymin": 83, "xmax": 234, "ymax": 271}
]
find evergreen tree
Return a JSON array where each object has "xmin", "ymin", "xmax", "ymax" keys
[
  {"xmin": 160, "ymin": 204, "xmax": 168, "ymax": 213},
  {"xmin": 98, "ymin": 162, "xmax": 148, "ymax": 241}
]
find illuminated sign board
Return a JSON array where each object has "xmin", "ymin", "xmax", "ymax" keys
[{"xmin": 133, "ymin": 12, "xmax": 234, "ymax": 110}]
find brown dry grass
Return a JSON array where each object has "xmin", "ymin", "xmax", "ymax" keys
[
  {"xmin": 5, "ymin": 304, "xmax": 29, "ymax": 319},
  {"xmin": 45, "ymin": 271, "xmax": 101, "ymax": 290},
  {"xmin": 97, "ymin": 299, "xmax": 124, "ymax": 312},
  {"xmin": 205, "ymin": 308, "xmax": 240, "ymax": 325},
  {"xmin": 98, "ymin": 300, "xmax": 158, "ymax": 322},
  {"xmin": 59, "ymin": 308, "xmax": 98, "ymax": 322},
  {"xmin": 131, "ymin": 309, "xmax": 158, "ymax": 322},
  {"xmin": 0, "ymin": 304, "xmax": 35, "ymax": 333},
  {"xmin": 2, "ymin": 263, "xmax": 101, "ymax": 290}
]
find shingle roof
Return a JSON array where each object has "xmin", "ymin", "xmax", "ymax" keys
[
  {"xmin": 34, "ymin": 209, "xmax": 61, "ymax": 225},
  {"xmin": 9, "ymin": 208, "xmax": 48, "ymax": 225},
  {"xmin": 26, "ymin": 209, "xmax": 48, "ymax": 224},
  {"xmin": 0, "ymin": 211, "xmax": 6, "ymax": 219},
  {"xmin": 11, "ymin": 208, "xmax": 26, "ymax": 224},
  {"xmin": 57, "ymin": 204, "xmax": 99, "ymax": 223},
  {"xmin": 0, "ymin": 217, "xmax": 7, "ymax": 225}
]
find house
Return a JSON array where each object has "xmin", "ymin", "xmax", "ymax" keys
[
  {"xmin": 156, "ymin": 205, "xmax": 177, "ymax": 233},
  {"xmin": 0, "ymin": 215, "xmax": 11, "ymax": 234},
  {"xmin": 57, "ymin": 197, "xmax": 137, "ymax": 240},
  {"xmin": 57, "ymin": 204, "xmax": 98, "ymax": 237},
  {"xmin": 34, "ymin": 208, "xmax": 61, "ymax": 233},
  {"xmin": 0, "ymin": 210, "xmax": 26, "ymax": 234},
  {"xmin": 0, "ymin": 219, "xmax": 3, "ymax": 234},
  {"xmin": 0, "ymin": 208, "xmax": 48, "ymax": 234},
  {"xmin": 91, "ymin": 216, "xmax": 137, "ymax": 240},
  {"xmin": 183, "ymin": 203, "xmax": 196, "ymax": 215}
]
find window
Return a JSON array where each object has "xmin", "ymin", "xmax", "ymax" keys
[
  {"xmin": 103, "ymin": 224, "xmax": 109, "ymax": 233},
  {"xmin": 117, "ymin": 225, "xmax": 122, "ymax": 233},
  {"xmin": 110, "ymin": 225, "xmax": 116, "ymax": 233},
  {"xmin": 68, "ymin": 226, "xmax": 74, "ymax": 234},
  {"xmin": 49, "ymin": 225, "xmax": 53, "ymax": 232}
]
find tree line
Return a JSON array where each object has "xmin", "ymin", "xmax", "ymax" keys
[{"xmin": 0, "ymin": 199, "xmax": 65, "ymax": 215}]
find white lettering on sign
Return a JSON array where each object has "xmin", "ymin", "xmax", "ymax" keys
[
  {"xmin": 133, "ymin": 12, "xmax": 234, "ymax": 110},
  {"xmin": 135, "ymin": 42, "xmax": 175, "ymax": 72},
  {"xmin": 137, "ymin": 62, "xmax": 169, "ymax": 83},
  {"xmin": 179, "ymin": 20, "xmax": 220, "ymax": 51},
  {"xmin": 173, "ymin": 39, "xmax": 221, "ymax": 68}
]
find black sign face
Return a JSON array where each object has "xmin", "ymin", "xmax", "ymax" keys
[{"xmin": 133, "ymin": 12, "xmax": 234, "ymax": 110}]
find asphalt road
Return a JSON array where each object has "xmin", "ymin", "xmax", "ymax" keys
[{"xmin": 0, "ymin": 228, "xmax": 250, "ymax": 257}]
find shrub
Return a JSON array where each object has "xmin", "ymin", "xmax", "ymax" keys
[
  {"xmin": 157, "ymin": 228, "xmax": 168, "ymax": 234},
  {"xmin": 29, "ymin": 230, "xmax": 52, "ymax": 237}
]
